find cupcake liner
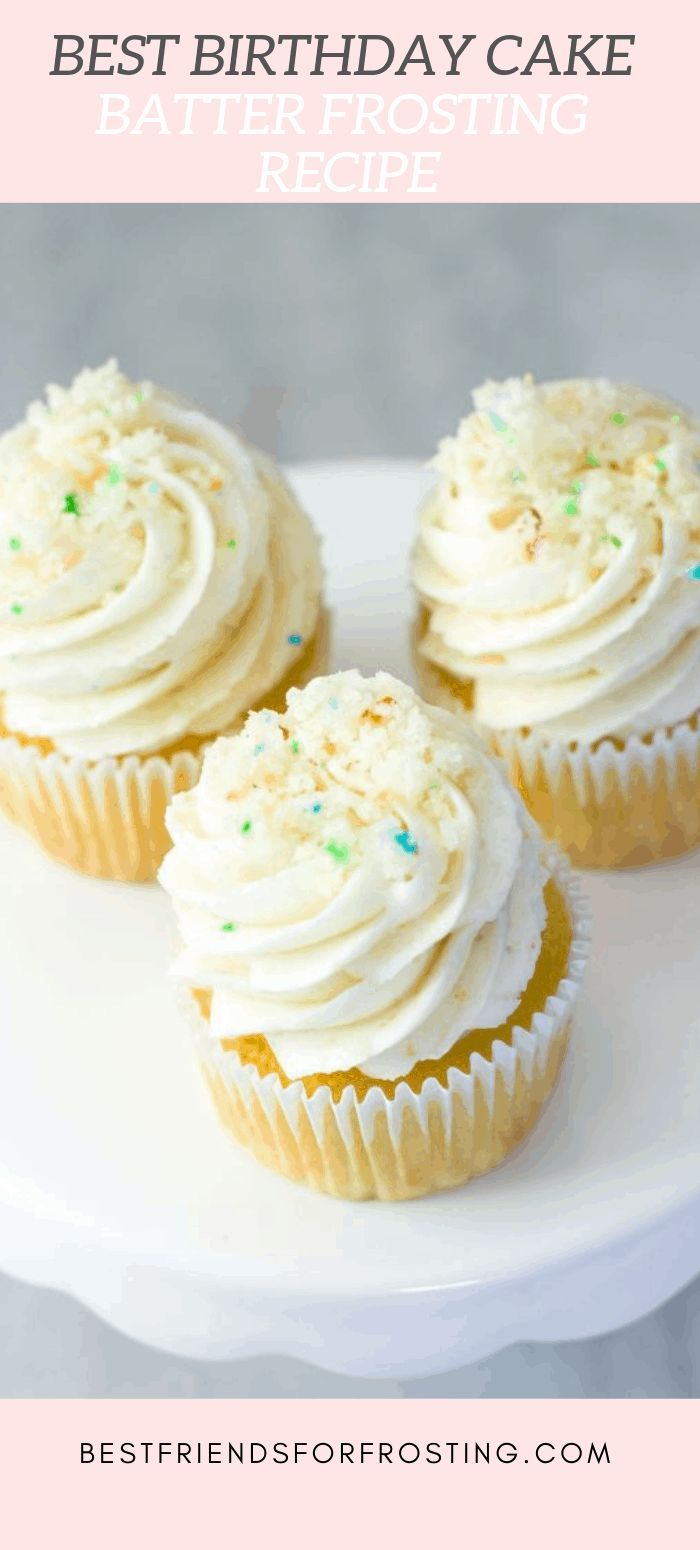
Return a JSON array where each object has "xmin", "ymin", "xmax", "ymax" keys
[
  {"xmin": 190, "ymin": 854, "xmax": 590, "ymax": 1202},
  {"xmin": 0, "ymin": 612, "xmax": 331, "ymax": 882},
  {"xmin": 412, "ymin": 620, "xmax": 700, "ymax": 870},
  {"xmin": 491, "ymin": 717, "xmax": 700, "ymax": 870},
  {"xmin": 0, "ymin": 737, "xmax": 203, "ymax": 882}
]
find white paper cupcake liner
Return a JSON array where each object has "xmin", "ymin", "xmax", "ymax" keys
[
  {"xmin": 0, "ymin": 612, "xmax": 332, "ymax": 882},
  {"xmin": 491, "ymin": 715, "xmax": 700, "ymax": 869},
  {"xmin": 0, "ymin": 733, "xmax": 203, "ymax": 881},
  {"xmin": 413, "ymin": 614, "xmax": 700, "ymax": 868},
  {"xmin": 189, "ymin": 852, "xmax": 590, "ymax": 1201}
]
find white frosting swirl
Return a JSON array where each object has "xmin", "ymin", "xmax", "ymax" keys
[
  {"xmin": 160, "ymin": 671, "xmax": 548, "ymax": 1081},
  {"xmin": 413, "ymin": 377, "xmax": 700, "ymax": 743},
  {"xmin": 0, "ymin": 362, "xmax": 322, "ymax": 758}
]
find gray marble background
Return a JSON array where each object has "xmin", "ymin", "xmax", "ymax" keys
[{"xmin": 1, "ymin": 203, "xmax": 699, "ymax": 1398}]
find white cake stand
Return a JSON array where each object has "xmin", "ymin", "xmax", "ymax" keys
[{"xmin": 1, "ymin": 461, "xmax": 699, "ymax": 1380}]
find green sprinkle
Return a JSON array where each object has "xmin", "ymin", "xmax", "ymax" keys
[
  {"xmin": 241, "ymin": 820, "xmax": 252, "ymax": 834},
  {"xmin": 290, "ymin": 739, "xmax": 300, "ymax": 755},
  {"xmin": 671, "ymin": 413, "xmax": 681, "ymax": 424},
  {"xmin": 226, "ymin": 538, "xmax": 237, "ymax": 550},
  {"xmin": 221, "ymin": 922, "xmax": 236, "ymax": 932},
  {"xmin": 511, "ymin": 469, "xmax": 524, "ymax": 483},
  {"xmin": 134, "ymin": 390, "xmax": 144, "ymax": 404},
  {"xmin": 489, "ymin": 410, "xmax": 508, "ymax": 434},
  {"xmin": 601, "ymin": 533, "xmax": 623, "ymax": 548},
  {"xmin": 325, "ymin": 840, "xmax": 350, "ymax": 864},
  {"xmin": 611, "ymin": 412, "xmax": 626, "ymax": 426},
  {"xmin": 8, "ymin": 537, "xmax": 21, "ymax": 551},
  {"xmin": 9, "ymin": 602, "xmax": 23, "ymax": 615},
  {"xmin": 570, "ymin": 480, "xmax": 584, "ymax": 495},
  {"xmin": 586, "ymin": 452, "xmax": 600, "ymax": 468},
  {"xmin": 563, "ymin": 498, "xmax": 578, "ymax": 516},
  {"xmin": 63, "ymin": 492, "xmax": 80, "ymax": 516},
  {"xmin": 107, "ymin": 465, "xmax": 121, "ymax": 486},
  {"xmin": 655, "ymin": 456, "xmax": 667, "ymax": 473}
]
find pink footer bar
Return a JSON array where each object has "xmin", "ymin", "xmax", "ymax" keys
[{"xmin": 1, "ymin": 1398, "xmax": 692, "ymax": 1547}]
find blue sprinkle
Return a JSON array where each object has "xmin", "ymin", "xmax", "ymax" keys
[
  {"xmin": 254, "ymin": 743, "xmax": 265, "ymax": 755},
  {"xmin": 148, "ymin": 481, "xmax": 160, "ymax": 494},
  {"xmin": 489, "ymin": 410, "xmax": 508, "ymax": 434},
  {"xmin": 687, "ymin": 564, "xmax": 700, "ymax": 581},
  {"xmin": 287, "ymin": 633, "xmax": 303, "ymax": 646},
  {"xmin": 394, "ymin": 829, "xmax": 418, "ymax": 855},
  {"xmin": 311, "ymin": 801, "xmax": 322, "ymax": 814},
  {"xmin": 328, "ymin": 696, "xmax": 339, "ymax": 710}
]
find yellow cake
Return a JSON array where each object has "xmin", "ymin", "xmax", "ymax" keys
[
  {"xmin": 160, "ymin": 670, "xmax": 589, "ymax": 1200},
  {"xmin": 412, "ymin": 376, "xmax": 700, "ymax": 868},
  {"xmin": 0, "ymin": 361, "xmax": 327, "ymax": 880}
]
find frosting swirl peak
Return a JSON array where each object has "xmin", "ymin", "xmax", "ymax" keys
[
  {"xmin": 0, "ymin": 361, "xmax": 322, "ymax": 757},
  {"xmin": 414, "ymin": 376, "xmax": 700, "ymax": 743}
]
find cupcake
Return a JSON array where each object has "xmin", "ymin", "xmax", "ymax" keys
[
  {"xmin": 160, "ymin": 670, "xmax": 588, "ymax": 1201},
  {"xmin": 413, "ymin": 376, "xmax": 700, "ymax": 868},
  {"xmin": 0, "ymin": 361, "xmax": 326, "ymax": 880}
]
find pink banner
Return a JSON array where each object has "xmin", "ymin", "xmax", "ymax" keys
[
  {"xmin": 1, "ymin": 1398, "xmax": 694, "ymax": 1546},
  {"xmin": 1, "ymin": 2, "xmax": 697, "ymax": 201}
]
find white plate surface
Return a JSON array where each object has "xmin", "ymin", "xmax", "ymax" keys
[{"xmin": 1, "ymin": 460, "xmax": 699, "ymax": 1378}]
